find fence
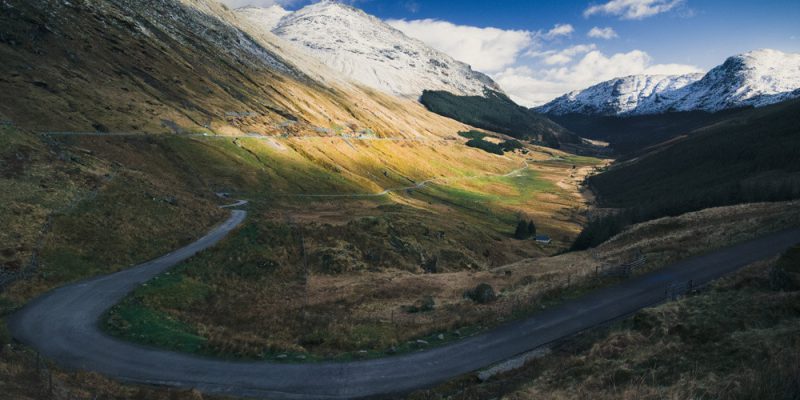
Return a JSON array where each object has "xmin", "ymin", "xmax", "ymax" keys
[{"xmin": 595, "ymin": 255, "xmax": 648, "ymax": 279}]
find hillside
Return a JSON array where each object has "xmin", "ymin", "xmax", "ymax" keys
[
  {"xmin": 0, "ymin": 0, "xmax": 473, "ymax": 137},
  {"xmin": 420, "ymin": 90, "xmax": 582, "ymax": 148},
  {"xmin": 548, "ymin": 109, "xmax": 740, "ymax": 155},
  {"xmin": 572, "ymin": 98, "xmax": 800, "ymax": 249},
  {"xmin": 415, "ymin": 241, "xmax": 800, "ymax": 400}
]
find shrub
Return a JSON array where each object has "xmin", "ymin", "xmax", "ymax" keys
[
  {"xmin": 466, "ymin": 138, "xmax": 504, "ymax": 155},
  {"xmin": 500, "ymin": 139, "xmax": 524, "ymax": 152},
  {"xmin": 770, "ymin": 245, "xmax": 800, "ymax": 291},
  {"xmin": 514, "ymin": 220, "xmax": 536, "ymax": 240},
  {"xmin": 458, "ymin": 130, "xmax": 487, "ymax": 140},
  {"xmin": 465, "ymin": 283, "xmax": 496, "ymax": 304},
  {"xmin": 514, "ymin": 220, "xmax": 530, "ymax": 240},
  {"xmin": 405, "ymin": 296, "xmax": 436, "ymax": 313}
]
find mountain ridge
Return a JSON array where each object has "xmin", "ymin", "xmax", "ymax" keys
[{"xmin": 537, "ymin": 49, "xmax": 800, "ymax": 116}]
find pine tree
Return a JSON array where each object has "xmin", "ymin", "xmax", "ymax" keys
[
  {"xmin": 527, "ymin": 220, "xmax": 536, "ymax": 237},
  {"xmin": 514, "ymin": 220, "xmax": 529, "ymax": 240}
]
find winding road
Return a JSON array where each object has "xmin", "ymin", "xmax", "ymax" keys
[{"xmin": 8, "ymin": 203, "xmax": 800, "ymax": 399}]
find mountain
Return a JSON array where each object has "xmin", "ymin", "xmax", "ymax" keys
[
  {"xmin": 536, "ymin": 74, "xmax": 703, "ymax": 116},
  {"xmin": 0, "ymin": 0, "xmax": 477, "ymax": 137},
  {"xmin": 238, "ymin": 0, "xmax": 501, "ymax": 99},
  {"xmin": 573, "ymin": 98, "xmax": 800, "ymax": 249},
  {"xmin": 235, "ymin": 5, "xmax": 290, "ymax": 31},
  {"xmin": 664, "ymin": 49, "xmax": 800, "ymax": 113},
  {"xmin": 538, "ymin": 49, "xmax": 800, "ymax": 116}
]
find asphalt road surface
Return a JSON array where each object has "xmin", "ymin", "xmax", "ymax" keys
[{"xmin": 9, "ymin": 209, "xmax": 800, "ymax": 399}]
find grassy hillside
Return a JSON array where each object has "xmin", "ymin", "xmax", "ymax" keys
[
  {"xmin": 574, "ymin": 99, "xmax": 800, "ymax": 249},
  {"xmin": 103, "ymin": 199, "xmax": 800, "ymax": 362},
  {"xmin": 413, "ymin": 245, "xmax": 800, "ymax": 400},
  {"xmin": 0, "ymin": 0, "xmax": 472, "ymax": 138},
  {"xmin": 0, "ymin": 125, "xmax": 599, "ymax": 395},
  {"xmin": 420, "ymin": 90, "xmax": 581, "ymax": 148}
]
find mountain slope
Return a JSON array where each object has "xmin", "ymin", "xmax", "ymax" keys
[
  {"xmin": 421, "ymin": 90, "xmax": 582, "ymax": 148},
  {"xmin": 548, "ymin": 110, "xmax": 739, "ymax": 155},
  {"xmin": 241, "ymin": 0, "xmax": 501, "ymax": 99},
  {"xmin": 0, "ymin": 0, "xmax": 478, "ymax": 138},
  {"xmin": 570, "ymin": 98, "xmax": 800, "ymax": 249},
  {"xmin": 538, "ymin": 49, "xmax": 800, "ymax": 116},
  {"xmin": 590, "ymin": 98, "xmax": 800, "ymax": 217}
]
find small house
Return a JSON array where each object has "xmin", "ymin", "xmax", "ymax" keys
[{"xmin": 535, "ymin": 235, "xmax": 552, "ymax": 245}]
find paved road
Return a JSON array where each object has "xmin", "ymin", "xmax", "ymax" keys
[{"xmin": 9, "ymin": 209, "xmax": 800, "ymax": 399}]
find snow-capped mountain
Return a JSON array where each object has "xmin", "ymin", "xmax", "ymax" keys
[
  {"xmin": 236, "ymin": 0, "xmax": 501, "ymax": 98},
  {"xmin": 536, "ymin": 74, "xmax": 703, "ymax": 115},
  {"xmin": 537, "ymin": 49, "xmax": 800, "ymax": 116},
  {"xmin": 236, "ymin": 5, "xmax": 290, "ymax": 31}
]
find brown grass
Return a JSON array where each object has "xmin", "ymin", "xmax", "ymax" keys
[
  {"xmin": 410, "ymin": 252, "xmax": 800, "ymax": 400},
  {"xmin": 115, "ymin": 199, "xmax": 800, "ymax": 359}
]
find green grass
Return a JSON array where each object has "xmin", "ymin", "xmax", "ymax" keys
[
  {"xmin": 105, "ymin": 302, "xmax": 208, "ymax": 354},
  {"xmin": 104, "ymin": 269, "xmax": 213, "ymax": 354}
]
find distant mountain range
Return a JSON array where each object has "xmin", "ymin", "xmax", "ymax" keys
[
  {"xmin": 237, "ymin": 0, "xmax": 501, "ymax": 99},
  {"xmin": 537, "ymin": 49, "xmax": 800, "ymax": 116}
]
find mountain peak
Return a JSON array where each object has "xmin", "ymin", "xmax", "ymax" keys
[
  {"xmin": 537, "ymin": 49, "xmax": 800, "ymax": 116},
  {"xmin": 537, "ymin": 73, "xmax": 703, "ymax": 116},
  {"xmin": 239, "ymin": 1, "xmax": 500, "ymax": 98}
]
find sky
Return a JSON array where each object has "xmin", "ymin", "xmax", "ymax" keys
[{"xmin": 220, "ymin": 0, "xmax": 800, "ymax": 106}]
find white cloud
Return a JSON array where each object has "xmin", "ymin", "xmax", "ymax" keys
[
  {"xmin": 587, "ymin": 26, "xmax": 618, "ymax": 39},
  {"xmin": 528, "ymin": 44, "xmax": 598, "ymax": 66},
  {"xmin": 584, "ymin": 0, "xmax": 684, "ymax": 20},
  {"xmin": 544, "ymin": 24, "xmax": 574, "ymax": 39},
  {"xmin": 495, "ymin": 50, "xmax": 702, "ymax": 107},
  {"xmin": 386, "ymin": 19, "xmax": 533, "ymax": 73}
]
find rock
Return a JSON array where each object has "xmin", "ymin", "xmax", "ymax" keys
[
  {"xmin": 276, "ymin": 354, "xmax": 288, "ymax": 359},
  {"xmin": 415, "ymin": 340, "xmax": 429, "ymax": 346},
  {"xmin": 437, "ymin": 334, "xmax": 445, "ymax": 341},
  {"xmin": 465, "ymin": 283, "xmax": 496, "ymax": 304}
]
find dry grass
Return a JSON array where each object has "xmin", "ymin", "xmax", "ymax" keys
[
  {"xmin": 109, "ymin": 199, "xmax": 800, "ymax": 360},
  {"xmin": 410, "ymin": 251, "xmax": 800, "ymax": 400}
]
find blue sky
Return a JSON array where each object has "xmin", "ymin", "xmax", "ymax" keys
[{"xmin": 223, "ymin": 0, "xmax": 800, "ymax": 105}]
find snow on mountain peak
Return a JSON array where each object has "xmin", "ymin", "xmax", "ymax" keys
[
  {"xmin": 235, "ymin": 5, "xmax": 290, "ymax": 31},
  {"xmin": 236, "ymin": 1, "xmax": 501, "ymax": 98},
  {"xmin": 538, "ymin": 74, "xmax": 703, "ymax": 115},
  {"xmin": 537, "ymin": 49, "xmax": 800, "ymax": 116}
]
